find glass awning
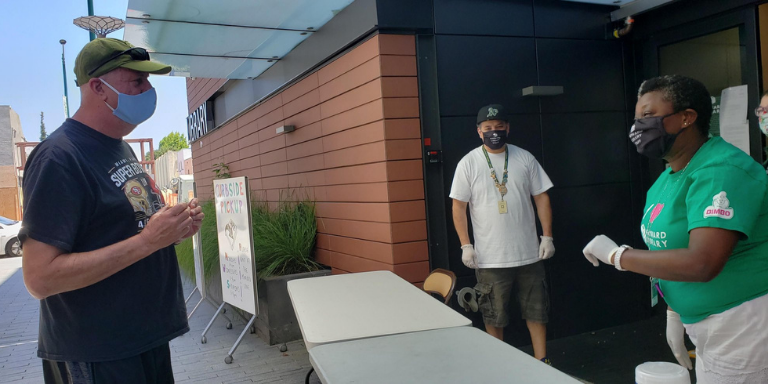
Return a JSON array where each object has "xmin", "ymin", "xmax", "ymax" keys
[{"xmin": 124, "ymin": 0, "xmax": 355, "ymax": 79}]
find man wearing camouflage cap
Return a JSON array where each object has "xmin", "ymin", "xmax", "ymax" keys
[
  {"xmin": 20, "ymin": 38, "xmax": 203, "ymax": 383},
  {"xmin": 450, "ymin": 104, "xmax": 555, "ymax": 364}
]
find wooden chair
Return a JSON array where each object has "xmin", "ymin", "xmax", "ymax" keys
[{"xmin": 423, "ymin": 268, "xmax": 457, "ymax": 305}]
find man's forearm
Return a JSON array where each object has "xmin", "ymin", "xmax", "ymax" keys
[
  {"xmin": 452, "ymin": 205, "xmax": 472, "ymax": 245},
  {"xmin": 24, "ymin": 234, "xmax": 158, "ymax": 299},
  {"xmin": 534, "ymin": 194, "xmax": 553, "ymax": 237}
]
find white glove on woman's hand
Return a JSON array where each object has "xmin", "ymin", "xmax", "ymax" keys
[
  {"xmin": 461, "ymin": 244, "xmax": 477, "ymax": 269},
  {"xmin": 582, "ymin": 235, "xmax": 620, "ymax": 267},
  {"xmin": 666, "ymin": 310, "xmax": 693, "ymax": 370},
  {"xmin": 539, "ymin": 236, "xmax": 555, "ymax": 260}
]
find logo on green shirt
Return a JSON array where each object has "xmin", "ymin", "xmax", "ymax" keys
[{"xmin": 704, "ymin": 191, "xmax": 734, "ymax": 220}]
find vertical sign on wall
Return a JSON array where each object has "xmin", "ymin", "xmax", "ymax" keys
[{"xmin": 213, "ymin": 176, "xmax": 258, "ymax": 315}]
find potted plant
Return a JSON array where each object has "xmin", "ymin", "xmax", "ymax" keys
[{"xmin": 176, "ymin": 193, "xmax": 329, "ymax": 346}]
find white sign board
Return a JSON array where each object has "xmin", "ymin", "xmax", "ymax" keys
[{"xmin": 213, "ymin": 177, "xmax": 258, "ymax": 315}]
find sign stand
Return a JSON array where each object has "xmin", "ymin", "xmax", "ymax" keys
[
  {"xmin": 202, "ymin": 176, "xmax": 259, "ymax": 364},
  {"xmin": 181, "ymin": 181, "xmax": 233, "ymax": 326}
]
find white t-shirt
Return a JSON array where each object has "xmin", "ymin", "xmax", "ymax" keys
[{"xmin": 450, "ymin": 144, "xmax": 553, "ymax": 268}]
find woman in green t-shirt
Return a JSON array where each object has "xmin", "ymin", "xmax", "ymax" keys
[{"xmin": 583, "ymin": 75, "xmax": 768, "ymax": 383}]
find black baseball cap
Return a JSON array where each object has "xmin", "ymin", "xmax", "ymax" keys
[{"xmin": 477, "ymin": 104, "xmax": 508, "ymax": 125}]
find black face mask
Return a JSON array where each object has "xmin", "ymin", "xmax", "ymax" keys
[
  {"xmin": 482, "ymin": 130, "xmax": 507, "ymax": 150},
  {"xmin": 629, "ymin": 112, "xmax": 686, "ymax": 159}
]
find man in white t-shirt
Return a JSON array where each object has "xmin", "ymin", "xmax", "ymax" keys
[{"xmin": 450, "ymin": 104, "xmax": 555, "ymax": 364}]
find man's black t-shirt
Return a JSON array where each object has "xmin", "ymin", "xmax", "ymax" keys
[{"xmin": 19, "ymin": 119, "xmax": 189, "ymax": 362}]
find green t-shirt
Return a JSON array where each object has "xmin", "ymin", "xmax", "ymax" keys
[{"xmin": 641, "ymin": 137, "xmax": 768, "ymax": 324}]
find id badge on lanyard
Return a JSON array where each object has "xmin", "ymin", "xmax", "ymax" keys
[{"xmin": 650, "ymin": 277, "xmax": 664, "ymax": 307}]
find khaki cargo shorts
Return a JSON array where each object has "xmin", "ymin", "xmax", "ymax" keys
[{"xmin": 474, "ymin": 261, "xmax": 549, "ymax": 327}]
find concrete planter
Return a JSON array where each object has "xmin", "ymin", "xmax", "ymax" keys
[{"xmin": 254, "ymin": 269, "xmax": 331, "ymax": 345}]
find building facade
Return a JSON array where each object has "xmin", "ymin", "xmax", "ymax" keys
[{"xmin": 0, "ymin": 106, "xmax": 25, "ymax": 220}]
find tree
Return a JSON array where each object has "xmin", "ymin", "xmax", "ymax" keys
[
  {"xmin": 40, "ymin": 112, "xmax": 47, "ymax": 141},
  {"xmin": 145, "ymin": 131, "xmax": 189, "ymax": 161}
]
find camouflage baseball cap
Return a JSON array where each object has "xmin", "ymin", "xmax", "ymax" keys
[{"xmin": 74, "ymin": 38, "xmax": 171, "ymax": 86}]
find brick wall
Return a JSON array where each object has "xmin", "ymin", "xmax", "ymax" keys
[
  {"xmin": 187, "ymin": 78, "xmax": 227, "ymax": 114},
  {"xmin": 188, "ymin": 34, "xmax": 429, "ymax": 283}
]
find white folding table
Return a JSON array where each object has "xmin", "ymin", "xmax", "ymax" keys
[
  {"xmin": 309, "ymin": 326, "xmax": 582, "ymax": 383},
  {"xmin": 287, "ymin": 270, "xmax": 471, "ymax": 349}
]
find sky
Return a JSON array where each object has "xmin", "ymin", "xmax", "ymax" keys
[{"xmin": 0, "ymin": 0, "xmax": 189, "ymax": 154}]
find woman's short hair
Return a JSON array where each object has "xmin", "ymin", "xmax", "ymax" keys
[{"xmin": 638, "ymin": 75, "xmax": 712, "ymax": 135}]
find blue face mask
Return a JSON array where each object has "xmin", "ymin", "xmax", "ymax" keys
[{"xmin": 101, "ymin": 79, "xmax": 157, "ymax": 125}]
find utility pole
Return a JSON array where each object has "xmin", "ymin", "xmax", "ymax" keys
[
  {"xmin": 60, "ymin": 39, "xmax": 70, "ymax": 118},
  {"xmin": 87, "ymin": 0, "xmax": 95, "ymax": 41}
]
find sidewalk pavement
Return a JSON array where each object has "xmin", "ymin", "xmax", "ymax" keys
[{"xmin": 0, "ymin": 257, "xmax": 320, "ymax": 384}]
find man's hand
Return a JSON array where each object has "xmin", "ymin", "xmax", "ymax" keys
[
  {"xmin": 140, "ymin": 203, "xmax": 192, "ymax": 252},
  {"xmin": 582, "ymin": 235, "xmax": 620, "ymax": 267},
  {"xmin": 179, "ymin": 198, "xmax": 204, "ymax": 241},
  {"xmin": 461, "ymin": 244, "xmax": 478, "ymax": 269},
  {"xmin": 666, "ymin": 310, "xmax": 693, "ymax": 370},
  {"xmin": 539, "ymin": 236, "xmax": 555, "ymax": 260}
]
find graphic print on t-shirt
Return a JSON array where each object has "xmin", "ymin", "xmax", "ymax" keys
[{"xmin": 109, "ymin": 158, "xmax": 165, "ymax": 232}]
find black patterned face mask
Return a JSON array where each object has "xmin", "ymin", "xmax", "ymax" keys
[
  {"xmin": 482, "ymin": 130, "xmax": 507, "ymax": 150},
  {"xmin": 629, "ymin": 113, "xmax": 685, "ymax": 158}
]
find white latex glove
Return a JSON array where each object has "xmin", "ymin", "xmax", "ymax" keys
[
  {"xmin": 666, "ymin": 310, "xmax": 693, "ymax": 370},
  {"xmin": 461, "ymin": 244, "xmax": 478, "ymax": 269},
  {"xmin": 539, "ymin": 236, "xmax": 555, "ymax": 260},
  {"xmin": 582, "ymin": 235, "xmax": 620, "ymax": 267}
]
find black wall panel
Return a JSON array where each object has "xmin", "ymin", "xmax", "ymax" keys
[
  {"xmin": 435, "ymin": 35, "xmax": 539, "ymax": 116},
  {"xmin": 532, "ymin": 0, "xmax": 613, "ymax": 40},
  {"xmin": 434, "ymin": 0, "xmax": 534, "ymax": 37},
  {"xmin": 541, "ymin": 112, "xmax": 630, "ymax": 187},
  {"xmin": 546, "ymin": 184, "xmax": 648, "ymax": 336},
  {"xmin": 537, "ymin": 39, "xmax": 625, "ymax": 113}
]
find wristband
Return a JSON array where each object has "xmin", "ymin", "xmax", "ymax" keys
[{"xmin": 613, "ymin": 245, "xmax": 632, "ymax": 271}]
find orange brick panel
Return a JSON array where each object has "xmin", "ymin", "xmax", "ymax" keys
[
  {"xmin": 283, "ymin": 89, "xmax": 321, "ymax": 120},
  {"xmin": 285, "ymin": 121, "xmax": 323, "ymax": 147},
  {"xmin": 323, "ymin": 141, "xmax": 387, "ymax": 169},
  {"xmin": 393, "ymin": 261, "xmax": 430, "ymax": 283},
  {"xmin": 258, "ymin": 122, "xmax": 283, "ymax": 144},
  {"xmin": 322, "ymin": 121, "xmax": 386, "ymax": 153},
  {"xmin": 287, "ymin": 154, "xmax": 326, "ymax": 174},
  {"xmin": 315, "ymin": 202, "xmax": 391, "ymax": 223},
  {"xmin": 259, "ymin": 135, "xmax": 286, "ymax": 154},
  {"xmin": 239, "ymin": 154, "xmax": 261, "ymax": 169},
  {"xmin": 284, "ymin": 106, "xmax": 322, "ymax": 132},
  {"xmin": 392, "ymin": 241, "xmax": 429, "ymax": 264},
  {"xmin": 261, "ymin": 162, "xmax": 288, "ymax": 178},
  {"xmin": 261, "ymin": 175, "xmax": 289, "ymax": 190},
  {"xmin": 331, "ymin": 268, "xmax": 350, "ymax": 275},
  {"xmin": 241, "ymin": 167, "xmax": 262, "ymax": 181},
  {"xmin": 386, "ymin": 160, "xmax": 424, "ymax": 182},
  {"xmin": 318, "ymin": 35, "xmax": 380, "ymax": 85},
  {"xmin": 380, "ymin": 55, "xmax": 417, "ymax": 77},
  {"xmin": 388, "ymin": 180, "xmax": 426, "ymax": 201},
  {"xmin": 327, "ymin": 235, "xmax": 395, "ymax": 264},
  {"xmin": 286, "ymin": 137, "xmax": 324, "ymax": 161},
  {"xmin": 315, "ymin": 248, "xmax": 333, "ymax": 267},
  {"xmin": 320, "ymin": 79, "xmax": 383, "ymax": 120},
  {"xmin": 282, "ymin": 73, "xmax": 319, "ymax": 104},
  {"xmin": 389, "ymin": 201, "xmax": 426, "ymax": 222},
  {"xmin": 257, "ymin": 107, "xmax": 284, "ymax": 130},
  {"xmin": 238, "ymin": 132, "xmax": 261, "ymax": 150},
  {"xmin": 288, "ymin": 170, "xmax": 326, "ymax": 188},
  {"xmin": 391, "ymin": 221, "xmax": 428, "ymax": 243},
  {"xmin": 317, "ymin": 218, "xmax": 392, "ymax": 243},
  {"xmin": 259, "ymin": 148, "xmax": 287, "ymax": 166},
  {"xmin": 384, "ymin": 118, "xmax": 422, "ymax": 140},
  {"xmin": 385, "ymin": 138, "xmax": 422, "ymax": 161},
  {"xmin": 321, "ymin": 101, "xmax": 384, "ymax": 136},
  {"xmin": 331, "ymin": 252, "xmax": 395, "ymax": 274},
  {"xmin": 223, "ymin": 151, "xmax": 240, "ymax": 165},
  {"xmin": 316, "ymin": 233, "xmax": 331, "ymax": 250},
  {"xmin": 324, "ymin": 163, "xmax": 389, "ymax": 185},
  {"xmin": 324, "ymin": 183, "xmax": 390, "ymax": 203},
  {"xmin": 319, "ymin": 57, "xmax": 381, "ymax": 102},
  {"xmin": 378, "ymin": 34, "xmax": 416, "ymax": 56},
  {"xmin": 381, "ymin": 77, "xmax": 419, "ymax": 98},
  {"xmin": 383, "ymin": 98, "xmax": 420, "ymax": 119}
]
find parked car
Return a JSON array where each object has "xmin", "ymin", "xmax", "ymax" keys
[{"xmin": 0, "ymin": 216, "xmax": 21, "ymax": 258}]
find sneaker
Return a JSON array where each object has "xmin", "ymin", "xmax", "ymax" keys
[{"xmin": 540, "ymin": 357, "xmax": 552, "ymax": 366}]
